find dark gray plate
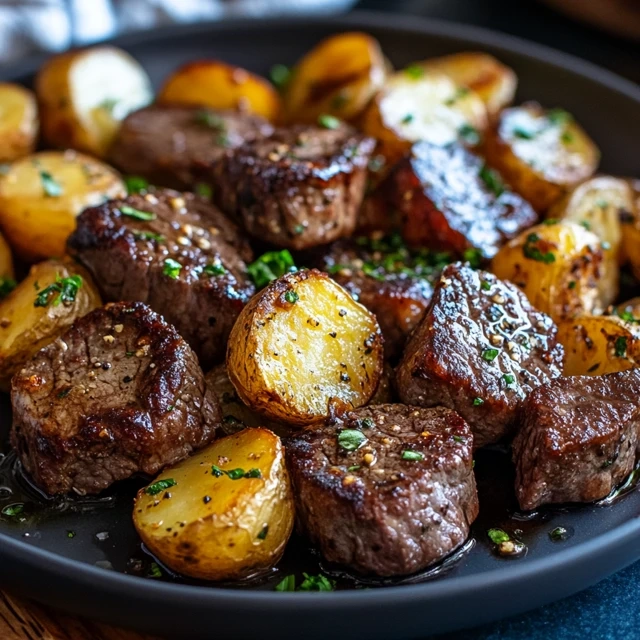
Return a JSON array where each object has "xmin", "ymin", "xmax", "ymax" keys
[{"xmin": 1, "ymin": 12, "xmax": 640, "ymax": 640}]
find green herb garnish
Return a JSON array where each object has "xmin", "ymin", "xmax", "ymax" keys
[
  {"xmin": 513, "ymin": 127, "xmax": 535, "ymax": 140},
  {"xmin": 203, "ymin": 262, "xmax": 227, "ymax": 276},
  {"xmin": 478, "ymin": 164, "xmax": 505, "ymax": 197},
  {"xmin": 615, "ymin": 336, "xmax": 628, "ymax": 357},
  {"xmin": 547, "ymin": 108, "xmax": 572, "ymax": 126},
  {"xmin": 258, "ymin": 525, "xmax": 269, "ymax": 540},
  {"xmin": 445, "ymin": 86, "xmax": 470, "ymax": 106},
  {"xmin": 473, "ymin": 397, "xmax": 484, "ymax": 406},
  {"xmin": 124, "ymin": 175, "xmax": 149, "ymax": 194},
  {"xmin": 481, "ymin": 280, "xmax": 491, "ymax": 291},
  {"xmin": 401, "ymin": 450, "xmax": 424, "ymax": 461},
  {"xmin": 211, "ymin": 465, "xmax": 262, "ymax": 480},
  {"xmin": 40, "ymin": 170, "xmax": 63, "ymax": 197},
  {"xmin": 148, "ymin": 562, "xmax": 162, "ymax": 578},
  {"xmin": 503, "ymin": 373, "xmax": 515, "ymax": 385},
  {"xmin": 549, "ymin": 526, "xmax": 568, "ymax": 542},
  {"xmin": 318, "ymin": 114, "xmax": 341, "ymax": 130},
  {"xmin": 133, "ymin": 230, "xmax": 164, "ymax": 243},
  {"xmin": 275, "ymin": 575, "xmax": 296, "ymax": 591},
  {"xmin": 67, "ymin": 530, "xmax": 76, "ymax": 538},
  {"xmin": 270, "ymin": 63, "xmax": 291, "ymax": 90},
  {"xmin": 482, "ymin": 348, "xmax": 499, "ymax": 362},
  {"xmin": 194, "ymin": 183, "xmax": 213, "ymax": 199},
  {"xmin": 284, "ymin": 290, "xmax": 299, "ymax": 304},
  {"xmin": 34, "ymin": 274, "xmax": 83, "ymax": 308},
  {"xmin": 458, "ymin": 123, "xmax": 480, "ymax": 145},
  {"xmin": 120, "ymin": 205, "xmax": 156, "ymax": 221},
  {"xmin": 298, "ymin": 573, "xmax": 335, "ymax": 592},
  {"xmin": 0, "ymin": 277, "xmax": 16, "ymax": 299},
  {"xmin": 488, "ymin": 528, "xmax": 510, "ymax": 545},
  {"xmin": 247, "ymin": 250, "xmax": 296, "ymax": 288},
  {"xmin": 462, "ymin": 247, "xmax": 483, "ymax": 268},
  {"xmin": 404, "ymin": 64, "xmax": 424, "ymax": 79},
  {"xmin": 401, "ymin": 113, "xmax": 414, "ymax": 124},
  {"xmin": 523, "ymin": 233, "xmax": 556, "ymax": 264},
  {"xmin": 163, "ymin": 258, "xmax": 182, "ymax": 279},
  {"xmin": 453, "ymin": 435, "xmax": 466, "ymax": 443},
  {"xmin": 195, "ymin": 109, "xmax": 225, "ymax": 130},
  {"xmin": 145, "ymin": 478, "xmax": 177, "ymax": 495},
  {"xmin": 338, "ymin": 429, "xmax": 367, "ymax": 452},
  {"xmin": 1, "ymin": 503, "xmax": 25, "ymax": 518}
]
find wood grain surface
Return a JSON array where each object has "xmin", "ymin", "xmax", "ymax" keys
[{"xmin": 0, "ymin": 591, "xmax": 159, "ymax": 640}]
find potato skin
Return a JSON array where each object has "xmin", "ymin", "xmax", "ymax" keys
[
  {"xmin": 227, "ymin": 269, "xmax": 384, "ymax": 426},
  {"xmin": 483, "ymin": 103, "xmax": 599, "ymax": 212},
  {"xmin": 620, "ymin": 179, "xmax": 640, "ymax": 278},
  {"xmin": 133, "ymin": 428, "xmax": 294, "ymax": 581},
  {"xmin": 557, "ymin": 315, "xmax": 640, "ymax": 376},
  {"xmin": 0, "ymin": 83, "xmax": 39, "ymax": 162},
  {"xmin": 0, "ymin": 258, "xmax": 102, "ymax": 390},
  {"xmin": 490, "ymin": 221, "xmax": 608, "ymax": 323},
  {"xmin": 0, "ymin": 151, "xmax": 126, "ymax": 261},
  {"xmin": 158, "ymin": 60, "xmax": 281, "ymax": 122}
]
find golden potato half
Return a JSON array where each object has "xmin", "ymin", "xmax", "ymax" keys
[
  {"xmin": 483, "ymin": 103, "xmax": 599, "ymax": 212},
  {"xmin": 0, "ymin": 83, "xmax": 39, "ymax": 162},
  {"xmin": 36, "ymin": 46, "xmax": 153, "ymax": 157},
  {"xmin": 134, "ymin": 428, "xmax": 294, "ymax": 581},
  {"xmin": 158, "ymin": 60, "xmax": 281, "ymax": 122},
  {"xmin": 558, "ymin": 315, "xmax": 640, "ymax": 376},
  {"xmin": 227, "ymin": 269, "xmax": 384, "ymax": 426},
  {"xmin": 490, "ymin": 220, "xmax": 608, "ymax": 323},
  {"xmin": 0, "ymin": 258, "xmax": 101, "ymax": 390},
  {"xmin": 621, "ymin": 179, "xmax": 640, "ymax": 278},
  {"xmin": 0, "ymin": 150, "xmax": 126, "ymax": 261},
  {"xmin": 283, "ymin": 31, "xmax": 388, "ymax": 124},
  {"xmin": 419, "ymin": 52, "xmax": 517, "ymax": 119}
]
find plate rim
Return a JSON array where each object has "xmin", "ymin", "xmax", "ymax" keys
[{"xmin": 1, "ymin": 6, "xmax": 640, "ymax": 618}]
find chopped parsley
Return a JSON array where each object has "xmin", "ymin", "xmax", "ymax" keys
[
  {"xmin": 133, "ymin": 230, "xmax": 164, "ymax": 243},
  {"xmin": 473, "ymin": 397, "xmax": 484, "ymax": 406},
  {"xmin": 120, "ymin": 205, "xmax": 156, "ymax": 221},
  {"xmin": 0, "ymin": 276, "xmax": 16, "ymax": 299},
  {"xmin": 404, "ymin": 64, "xmax": 424, "ymax": 79},
  {"xmin": 482, "ymin": 348, "xmax": 499, "ymax": 362},
  {"xmin": 67, "ymin": 530, "xmax": 76, "ymax": 538},
  {"xmin": 478, "ymin": 164, "xmax": 505, "ymax": 197},
  {"xmin": 163, "ymin": 258, "xmax": 182, "ymax": 279},
  {"xmin": 453, "ymin": 435, "xmax": 466, "ymax": 443},
  {"xmin": 338, "ymin": 429, "xmax": 367, "ymax": 452},
  {"xmin": 148, "ymin": 562, "xmax": 162, "ymax": 578},
  {"xmin": 547, "ymin": 108, "xmax": 572, "ymax": 126},
  {"xmin": 194, "ymin": 183, "xmax": 213, "ymax": 199},
  {"xmin": 549, "ymin": 526, "xmax": 568, "ymax": 542},
  {"xmin": 580, "ymin": 220, "xmax": 591, "ymax": 231},
  {"xmin": 247, "ymin": 250, "xmax": 296, "ymax": 288},
  {"xmin": 275, "ymin": 575, "xmax": 296, "ymax": 591},
  {"xmin": 203, "ymin": 262, "xmax": 227, "ymax": 276},
  {"xmin": 561, "ymin": 131, "xmax": 574, "ymax": 144},
  {"xmin": 40, "ymin": 170, "xmax": 63, "ymax": 197},
  {"xmin": 318, "ymin": 114, "xmax": 341, "ymax": 130},
  {"xmin": 211, "ymin": 465, "xmax": 262, "ymax": 480},
  {"xmin": 523, "ymin": 233, "xmax": 556, "ymax": 264},
  {"xmin": 145, "ymin": 478, "xmax": 177, "ymax": 495},
  {"xmin": 124, "ymin": 175, "xmax": 149, "ymax": 194},
  {"xmin": 57, "ymin": 388, "xmax": 71, "ymax": 399},
  {"xmin": 488, "ymin": 528, "xmax": 510, "ymax": 545},
  {"xmin": 513, "ymin": 127, "xmax": 535, "ymax": 140},
  {"xmin": 258, "ymin": 525, "xmax": 269, "ymax": 540},
  {"xmin": 284, "ymin": 290, "xmax": 299, "ymax": 304},
  {"xmin": 462, "ymin": 247, "xmax": 483, "ymax": 268},
  {"xmin": 568, "ymin": 281, "xmax": 576, "ymax": 290},
  {"xmin": 401, "ymin": 450, "xmax": 424, "ymax": 461},
  {"xmin": 481, "ymin": 280, "xmax": 491, "ymax": 291},
  {"xmin": 401, "ymin": 113, "xmax": 414, "ymax": 124},
  {"xmin": 503, "ymin": 373, "xmax": 515, "ymax": 385},
  {"xmin": 34, "ymin": 274, "xmax": 83, "ymax": 308},
  {"xmin": 612, "ymin": 307, "xmax": 640, "ymax": 324},
  {"xmin": 1, "ymin": 503, "xmax": 25, "ymax": 519},
  {"xmin": 615, "ymin": 336, "xmax": 628, "ymax": 358},
  {"xmin": 347, "ymin": 465, "xmax": 361, "ymax": 472},
  {"xmin": 195, "ymin": 109, "xmax": 225, "ymax": 130},
  {"xmin": 269, "ymin": 63, "xmax": 291, "ymax": 90},
  {"xmin": 445, "ymin": 86, "xmax": 470, "ymax": 106},
  {"xmin": 298, "ymin": 573, "xmax": 335, "ymax": 591},
  {"xmin": 458, "ymin": 123, "xmax": 480, "ymax": 145}
]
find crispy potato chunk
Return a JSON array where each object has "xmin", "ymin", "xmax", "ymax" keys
[
  {"xmin": 419, "ymin": 52, "xmax": 517, "ymax": 119},
  {"xmin": 620, "ymin": 179, "xmax": 640, "ymax": 278},
  {"xmin": 483, "ymin": 103, "xmax": 599, "ymax": 212},
  {"xmin": 134, "ymin": 428, "xmax": 294, "ymax": 581},
  {"xmin": 0, "ymin": 258, "xmax": 101, "ymax": 390},
  {"xmin": 227, "ymin": 269, "xmax": 384, "ymax": 426},
  {"xmin": 0, "ymin": 83, "xmax": 39, "ymax": 162},
  {"xmin": 490, "ymin": 220, "xmax": 610, "ymax": 322},
  {"xmin": 0, "ymin": 151, "xmax": 126, "ymax": 261},
  {"xmin": 557, "ymin": 315, "xmax": 640, "ymax": 376},
  {"xmin": 158, "ymin": 60, "xmax": 281, "ymax": 122},
  {"xmin": 36, "ymin": 46, "xmax": 152, "ymax": 157},
  {"xmin": 282, "ymin": 32, "xmax": 388, "ymax": 124}
]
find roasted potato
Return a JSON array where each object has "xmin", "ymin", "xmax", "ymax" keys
[
  {"xmin": 0, "ymin": 83, "xmax": 39, "ymax": 162},
  {"xmin": 134, "ymin": 428, "xmax": 294, "ymax": 581},
  {"xmin": 227, "ymin": 269, "xmax": 384, "ymax": 426},
  {"xmin": 361, "ymin": 68, "xmax": 488, "ymax": 167},
  {"xmin": 620, "ymin": 178, "xmax": 640, "ymax": 278},
  {"xmin": 490, "ymin": 220, "xmax": 609, "ymax": 322},
  {"xmin": 0, "ymin": 230, "xmax": 14, "ymax": 295},
  {"xmin": 0, "ymin": 150, "xmax": 126, "ymax": 261},
  {"xmin": 158, "ymin": 60, "xmax": 281, "ymax": 122},
  {"xmin": 557, "ymin": 315, "xmax": 640, "ymax": 376},
  {"xmin": 0, "ymin": 258, "xmax": 102, "ymax": 389},
  {"xmin": 282, "ymin": 32, "xmax": 388, "ymax": 124},
  {"xmin": 483, "ymin": 103, "xmax": 600, "ymax": 212},
  {"xmin": 419, "ymin": 52, "xmax": 517, "ymax": 120},
  {"xmin": 36, "ymin": 46, "xmax": 152, "ymax": 157}
]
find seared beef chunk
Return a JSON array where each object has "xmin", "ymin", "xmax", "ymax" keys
[
  {"xmin": 212, "ymin": 123, "xmax": 376, "ymax": 249},
  {"xmin": 390, "ymin": 141, "xmax": 538, "ymax": 260},
  {"xmin": 11, "ymin": 302, "xmax": 220, "ymax": 496},
  {"xmin": 68, "ymin": 188, "xmax": 254, "ymax": 367},
  {"xmin": 311, "ymin": 232, "xmax": 451, "ymax": 358},
  {"xmin": 513, "ymin": 369, "xmax": 640, "ymax": 510},
  {"xmin": 109, "ymin": 105, "xmax": 273, "ymax": 189},
  {"xmin": 396, "ymin": 263, "xmax": 564, "ymax": 448},
  {"xmin": 286, "ymin": 404, "xmax": 478, "ymax": 576}
]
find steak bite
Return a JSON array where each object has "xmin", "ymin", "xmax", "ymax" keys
[
  {"xmin": 286, "ymin": 404, "xmax": 478, "ymax": 577},
  {"xmin": 212, "ymin": 123, "xmax": 376, "ymax": 249},
  {"xmin": 109, "ymin": 105, "xmax": 274, "ymax": 189},
  {"xmin": 310, "ymin": 232, "xmax": 451, "ymax": 359},
  {"xmin": 68, "ymin": 188, "xmax": 255, "ymax": 368},
  {"xmin": 396, "ymin": 263, "xmax": 564, "ymax": 448},
  {"xmin": 11, "ymin": 302, "xmax": 221, "ymax": 496},
  {"xmin": 513, "ymin": 369, "xmax": 640, "ymax": 511},
  {"xmin": 390, "ymin": 141, "xmax": 538, "ymax": 260}
]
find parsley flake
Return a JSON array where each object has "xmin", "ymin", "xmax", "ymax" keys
[
  {"xmin": 482, "ymin": 348, "xmax": 499, "ymax": 362},
  {"xmin": 258, "ymin": 525, "xmax": 269, "ymax": 540},
  {"xmin": 284, "ymin": 290, "xmax": 299, "ymax": 304},
  {"xmin": 120, "ymin": 206, "xmax": 156, "ymax": 221},
  {"xmin": 404, "ymin": 64, "xmax": 424, "ymax": 79},
  {"xmin": 211, "ymin": 465, "xmax": 262, "ymax": 480},
  {"xmin": 318, "ymin": 114, "xmax": 341, "ymax": 130},
  {"xmin": 338, "ymin": 429, "xmax": 367, "ymax": 452},
  {"xmin": 458, "ymin": 123, "xmax": 480, "ymax": 145},
  {"xmin": 275, "ymin": 575, "xmax": 296, "ymax": 591},
  {"xmin": 34, "ymin": 274, "xmax": 83, "ymax": 308},
  {"xmin": 401, "ymin": 450, "xmax": 424, "ymax": 461},
  {"xmin": 473, "ymin": 397, "xmax": 484, "ymax": 406},
  {"xmin": 40, "ymin": 170, "xmax": 63, "ymax": 197},
  {"xmin": 0, "ymin": 276, "xmax": 16, "ymax": 299},
  {"xmin": 247, "ymin": 250, "xmax": 296, "ymax": 288},
  {"xmin": 124, "ymin": 175, "xmax": 149, "ymax": 194},
  {"xmin": 488, "ymin": 528, "xmax": 510, "ymax": 545},
  {"xmin": 615, "ymin": 336, "xmax": 628, "ymax": 358},
  {"xmin": 163, "ymin": 258, "xmax": 182, "ymax": 279},
  {"xmin": 203, "ymin": 262, "xmax": 227, "ymax": 276},
  {"xmin": 298, "ymin": 573, "xmax": 335, "ymax": 591},
  {"xmin": 479, "ymin": 164, "xmax": 505, "ymax": 197},
  {"xmin": 1, "ymin": 503, "xmax": 25, "ymax": 519},
  {"xmin": 145, "ymin": 478, "xmax": 177, "ymax": 495},
  {"xmin": 269, "ymin": 63, "xmax": 291, "ymax": 90}
]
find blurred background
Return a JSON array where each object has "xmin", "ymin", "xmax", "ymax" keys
[{"xmin": 1, "ymin": 0, "xmax": 639, "ymax": 82}]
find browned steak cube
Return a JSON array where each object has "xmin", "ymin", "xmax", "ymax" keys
[
  {"xmin": 513, "ymin": 369, "xmax": 640, "ymax": 510},
  {"xmin": 11, "ymin": 302, "xmax": 220, "ymax": 496},
  {"xmin": 390, "ymin": 141, "xmax": 538, "ymax": 259},
  {"xmin": 68, "ymin": 188, "xmax": 254, "ymax": 368},
  {"xmin": 109, "ymin": 105, "xmax": 273, "ymax": 189},
  {"xmin": 286, "ymin": 404, "xmax": 478, "ymax": 577},
  {"xmin": 212, "ymin": 123, "xmax": 376, "ymax": 249},
  {"xmin": 309, "ymin": 232, "xmax": 451, "ymax": 359},
  {"xmin": 396, "ymin": 263, "xmax": 564, "ymax": 448}
]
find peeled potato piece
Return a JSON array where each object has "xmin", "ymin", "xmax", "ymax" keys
[
  {"xmin": 0, "ymin": 83, "xmax": 39, "ymax": 162},
  {"xmin": 134, "ymin": 428, "xmax": 294, "ymax": 581},
  {"xmin": 419, "ymin": 52, "xmax": 517, "ymax": 119},
  {"xmin": 0, "ymin": 150, "xmax": 126, "ymax": 261},
  {"xmin": 158, "ymin": 60, "xmax": 281, "ymax": 122},
  {"xmin": 36, "ymin": 46, "xmax": 153, "ymax": 157},
  {"xmin": 283, "ymin": 31, "xmax": 388, "ymax": 124},
  {"xmin": 227, "ymin": 269, "xmax": 384, "ymax": 426}
]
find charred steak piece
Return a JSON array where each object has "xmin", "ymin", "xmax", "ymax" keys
[
  {"xmin": 286, "ymin": 404, "xmax": 478, "ymax": 577},
  {"xmin": 68, "ymin": 188, "xmax": 255, "ymax": 368},
  {"xmin": 513, "ymin": 369, "xmax": 640, "ymax": 511},
  {"xmin": 11, "ymin": 302, "xmax": 221, "ymax": 496},
  {"xmin": 212, "ymin": 123, "xmax": 376, "ymax": 249},
  {"xmin": 109, "ymin": 105, "xmax": 274, "ymax": 190},
  {"xmin": 310, "ymin": 232, "xmax": 451, "ymax": 359},
  {"xmin": 396, "ymin": 263, "xmax": 564, "ymax": 448},
  {"xmin": 390, "ymin": 141, "xmax": 538, "ymax": 260}
]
